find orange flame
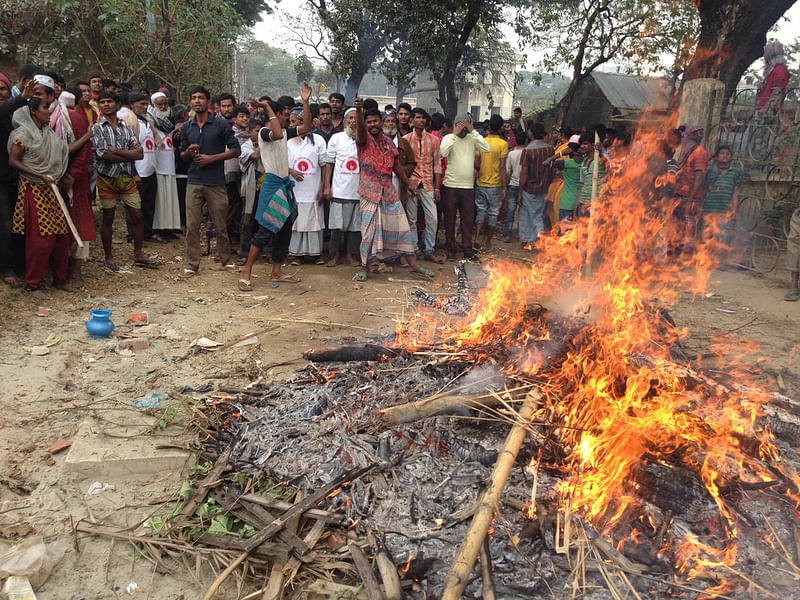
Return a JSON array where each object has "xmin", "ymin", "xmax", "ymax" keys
[{"xmin": 394, "ymin": 114, "xmax": 799, "ymax": 580}]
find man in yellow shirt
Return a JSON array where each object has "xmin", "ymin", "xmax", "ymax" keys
[{"xmin": 475, "ymin": 114, "xmax": 508, "ymax": 250}]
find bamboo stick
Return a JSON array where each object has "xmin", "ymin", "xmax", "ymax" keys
[
  {"xmin": 441, "ymin": 389, "xmax": 541, "ymax": 600},
  {"xmin": 49, "ymin": 182, "xmax": 84, "ymax": 247}
]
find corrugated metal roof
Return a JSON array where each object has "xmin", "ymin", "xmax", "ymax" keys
[{"xmin": 591, "ymin": 72, "xmax": 670, "ymax": 111}]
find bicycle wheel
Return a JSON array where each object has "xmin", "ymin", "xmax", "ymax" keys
[
  {"xmin": 730, "ymin": 89, "xmax": 757, "ymax": 126},
  {"xmin": 781, "ymin": 87, "xmax": 800, "ymax": 125},
  {"xmin": 748, "ymin": 125, "xmax": 774, "ymax": 162},
  {"xmin": 765, "ymin": 165, "xmax": 793, "ymax": 203},
  {"xmin": 735, "ymin": 196, "xmax": 761, "ymax": 232},
  {"xmin": 750, "ymin": 233, "xmax": 780, "ymax": 274}
]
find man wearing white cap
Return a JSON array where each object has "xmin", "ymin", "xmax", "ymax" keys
[
  {"xmin": 149, "ymin": 91, "xmax": 181, "ymax": 237},
  {"xmin": 32, "ymin": 74, "xmax": 56, "ymax": 110},
  {"xmin": 322, "ymin": 107, "xmax": 361, "ymax": 267}
]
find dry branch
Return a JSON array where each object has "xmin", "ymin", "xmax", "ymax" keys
[
  {"xmin": 201, "ymin": 464, "xmax": 376, "ymax": 600},
  {"xmin": 349, "ymin": 542, "xmax": 385, "ymax": 600},
  {"xmin": 441, "ymin": 389, "xmax": 541, "ymax": 600},
  {"xmin": 378, "ymin": 389, "xmax": 527, "ymax": 425},
  {"xmin": 303, "ymin": 344, "xmax": 398, "ymax": 362}
]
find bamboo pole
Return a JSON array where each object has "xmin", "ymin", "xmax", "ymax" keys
[
  {"xmin": 585, "ymin": 131, "xmax": 601, "ymax": 277},
  {"xmin": 441, "ymin": 389, "xmax": 541, "ymax": 600},
  {"xmin": 49, "ymin": 183, "xmax": 84, "ymax": 247}
]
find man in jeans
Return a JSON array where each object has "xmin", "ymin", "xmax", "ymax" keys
[
  {"xmin": 474, "ymin": 114, "xmax": 508, "ymax": 251},
  {"xmin": 178, "ymin": 85, "xmax": 241, "ymax": 277},
  {"xmin": 440, "ymin": 113, "xmax": 490, "ymax": 261},
  {"xmin": 517, "ymin": 122, "xmax": 552, "ymax": 248},
  {"xmin": 404, "ymin": 107, "xmax": 443, "ymax": 263}
]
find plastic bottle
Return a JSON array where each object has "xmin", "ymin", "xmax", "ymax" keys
[{"xmin": 2, "ymin": 576, "xmax": 37, "ymax": 600}]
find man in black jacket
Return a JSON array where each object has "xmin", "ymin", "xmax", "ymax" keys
[{"xmin": 0, "ymin": 73, "xmax": 35, "ymax": 286}]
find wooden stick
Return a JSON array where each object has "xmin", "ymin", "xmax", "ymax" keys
[
  {"xmin": 441, "ymin": 389, "xmax": 541, "ymax": 600},
  {"xmin": 478, "ymin": 536, "xmax": 496, "ymax": 600},
  {"xmin": 49, "ymin": 182, "xmax": 83, "ymax": 247},
  {"xmin": 260, "ymin": 488, "xmax": 304, "ymax": 600},
  {"xmin": 201, "ymin": 464, "xmax": 376, "ymax": 600},
  {"xmin": 240, "ymin": 493, "xmax": 343, "ymax": 524},
  {"xmin": 303, "ymin": 344, "xmax": 397, "ymax": 362},
  {"xmin": 379, "ymin": 388, "xmax": 530, "ymax": 425},
  {"xmin": 349, "ymin": 542, "xmax": 385, "ymax": 600},
  {"xmin": 374, "ymin": 537, "xmax": 402, "ymax": 600}
]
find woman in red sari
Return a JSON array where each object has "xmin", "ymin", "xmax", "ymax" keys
[{"xmin": 8, "ymin": 96, "xmax": 71, "ymax": 299}]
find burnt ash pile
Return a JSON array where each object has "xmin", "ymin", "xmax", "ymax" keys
[{"xmin": 203, "ymin": 325, "xmax": 800, "ymax": 599}]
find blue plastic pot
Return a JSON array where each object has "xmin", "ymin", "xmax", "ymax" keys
[{"xmin": 86, "ymin": 309, "xmax": 115, "ymax": 338}]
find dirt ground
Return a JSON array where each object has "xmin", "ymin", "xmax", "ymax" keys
[{"xmin": 0, "ymin": 227, "xmax": 797, "ymax": 599}]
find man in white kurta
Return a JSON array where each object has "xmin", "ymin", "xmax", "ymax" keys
[
  {"xmin": 322, "ymin": 108, "xmax": 360, "ymax": 266},
  {"xmin": 287, "ymin": 110, "xmax": 326, "ymax": 259}
]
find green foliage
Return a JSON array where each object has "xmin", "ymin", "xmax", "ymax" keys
[
  {"xmin": 294, "ymin": 55, "xmax": 315, "ymax": 84},
  {"xmin": 1, "ymin": 0, "xmax": 246, "ymax": 96},
  {"xmin": 525, "ymin": 0, "xmax": 699, "ymax": 80}
]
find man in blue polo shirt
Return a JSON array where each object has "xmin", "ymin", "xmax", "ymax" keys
[{"xmin": 178, "ymin": 85, "xmax": 241, "ymax": 277}]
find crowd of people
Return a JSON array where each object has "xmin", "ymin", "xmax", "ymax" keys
[{"xmin": 0, "ymin": 61, "xmax": 796, "ymax": 299}]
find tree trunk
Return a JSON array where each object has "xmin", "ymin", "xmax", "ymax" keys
[
  {"xmin": 684, "ymin": 0, "xmax": 797, "ymax": 106},
  {"xmin": 435, "ymin": 73, "xmax": 460, "ymax": 119}
]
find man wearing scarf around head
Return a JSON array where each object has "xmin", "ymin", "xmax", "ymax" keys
[
  {"xmin": 52, "ymin": 87, "xmax": 95, "ymax": 286},
  {"xmin": 7, "ymin": 96, "xmax": 71, "ymax": 298}
]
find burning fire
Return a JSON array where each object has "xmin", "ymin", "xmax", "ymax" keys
[{"xmin": 396, "ymin": 117, "xmax": 800, "ymax": 584}]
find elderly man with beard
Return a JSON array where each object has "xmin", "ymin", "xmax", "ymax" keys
[
  {"xmin": 323, "ymin": 108, "xmax": 362, "ymax": 267},
  {"xmin": 383, "ymin": 111, "xmax": 416, "ymax": 210},
  {"xmin": 149, "ymin": 91, "xmax": 181, "ymax": 238},
  {"xmin": 352, "ymin": 97, "xmax": 433, "ymax": 282}
]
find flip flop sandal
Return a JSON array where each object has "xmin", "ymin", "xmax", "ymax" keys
[
  {"xmin": 354, "ymin": 270, "xmax": 368, "ymax": 282},
  {"xmin": 135, "ymin": 258, "xmax": 160, "ymax": 269},
  {"xmin": 238, "ymin": 279, "xmax": 253, "ymax": 291},
  {"xmin": 784, "ymin": 290, "xmax": 800, "ymax": 302},
  {"xmin": 271, "ymin": 274, "xmax": 300, "ymax": 283},
  {"xmin": 315, "ymin": 258, "xmax": 326, "ymax": 265},
  {"xmin": 103, "ymin": 260, "xmax": 120, "ymax": 272},
  {"xmin": 410, "ymin": 266, "xmax": 435, "ymax": 279},
  {"xmin": 178, "ymin": 268, "xmax": 197, "ymax": 279},
  {"xmin": 2, "ymin": 275, "xmax": 22, "ymax": 287}
]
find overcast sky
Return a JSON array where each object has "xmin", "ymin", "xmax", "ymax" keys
[{"xmin": 252, "ymin": 3, "xmax": 800, "ymax": 75}]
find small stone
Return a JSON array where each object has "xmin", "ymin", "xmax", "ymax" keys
[
  {"xmin": 46, "ymin": 458, "xmax": 55, "ymax": 467},
  {"xmin": 48, "ymin": 439, "xmax": 73, "ymax": 454}
]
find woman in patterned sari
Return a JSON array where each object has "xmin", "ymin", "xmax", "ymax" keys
[{"xmin": 7, "ymin": 96, "xmax": 70, "ymax": 299}]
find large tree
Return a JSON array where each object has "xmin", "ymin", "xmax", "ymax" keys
[
  {"xmin": 684, "ymin": 0, "xmax": 798, "ymax": 104},
  {"xmin": 304, "ymin": 0, "xmax": 392, "ymax": 102},
  {"xmin": 525, "ymin": 0, "xmax": 699, "ymax": 122}
]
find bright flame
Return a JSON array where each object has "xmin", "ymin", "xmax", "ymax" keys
[{"xmin": 395, "ymin": 116, "xmax": 799, "ymax": 581}]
